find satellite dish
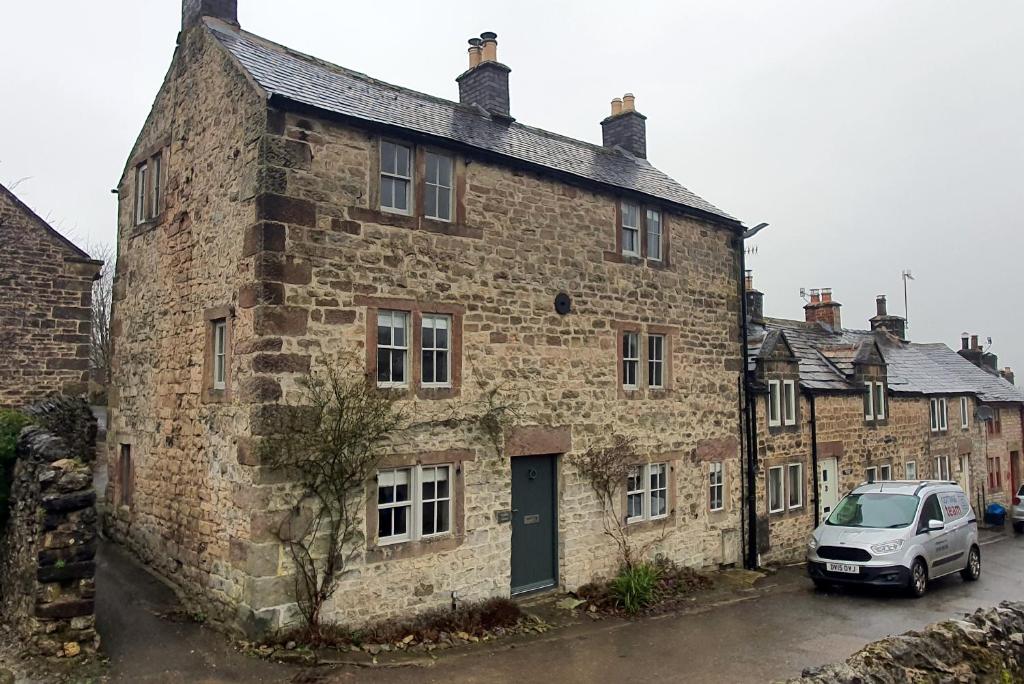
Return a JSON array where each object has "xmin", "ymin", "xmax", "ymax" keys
[{"xmin": 975, "ymin": 405, "xmax": 994, "ymax": 422}]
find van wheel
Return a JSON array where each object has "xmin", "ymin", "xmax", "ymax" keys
[
  {"xmin": 812, "ymin": 579, "xmax": 832, "ymax": 592},
  {"xmin": 961, "ymin": 545, "xmax": 981, "ymax": 582},
  {"xmin": 907, "ymin": 559, "xmax": 928, "ymax": 598}
]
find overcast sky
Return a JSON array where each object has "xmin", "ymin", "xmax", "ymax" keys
[{"xmin": 2, "ymin": 1, "xmax": 1021, "ymax": 373}]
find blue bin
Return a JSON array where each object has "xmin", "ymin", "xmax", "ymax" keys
[{"xmin": 984, "ymin": 502, "xmax": 1006, "ymax": 526}]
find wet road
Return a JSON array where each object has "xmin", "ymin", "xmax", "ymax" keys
[{"xmin": 319, "ymin": 532, "xmax": 1024, "ymax": 684}]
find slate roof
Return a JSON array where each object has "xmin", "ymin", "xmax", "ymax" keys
[
  {"xmin": 205, "ymin": 21, "xmax": 737, "ymax": 224},
  {"xmin": 749, "ymin": 317, "xmax": 1024, "ymax": 404}
]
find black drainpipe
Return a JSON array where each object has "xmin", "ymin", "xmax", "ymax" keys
[
  {"xmin": 739, "ymin": 239, "xmax": 758, "ymax": 569},
  {"xmin": 809, "ymin": 393, "xmax": 820, "ymax": 525}
]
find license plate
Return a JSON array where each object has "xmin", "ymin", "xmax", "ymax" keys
[{"xmin": 826, "ymin": 562, "xmax": 860, "ymax": 574}]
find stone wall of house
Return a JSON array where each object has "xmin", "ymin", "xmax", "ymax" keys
[
  {"xmin": 977, "ymin": 403, "xmax": 1022, "ymax": 507},
  {"xmin": 0, "ymin": 189, "xmax": 100, "ymax": 408},
  {"xmin": 104, "ymin": 23, "xmax": 267, "ymax": 629},
  {"xmin": 754, "ymin": 390, "xmax": 994, "ymax": 565},
  {"xmin": 227, "ymin": 109, "xmax": 745, "ymax": 631},
  {"xmin": 787, "ymin": 602, "xmax": 1024, "ymax": 683},
  {"xmin": 0, "ymin": 427, "xmax": 98, "ymax": 658}
]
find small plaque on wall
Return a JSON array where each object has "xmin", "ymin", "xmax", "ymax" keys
[{"xmin": 495, "ymin": 510, "xmax": 513, "ymax": 523}]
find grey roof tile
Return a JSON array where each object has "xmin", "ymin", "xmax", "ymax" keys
[{"xmin": 206, "ymin": 22, "xmax": 737, "ymax": 223}]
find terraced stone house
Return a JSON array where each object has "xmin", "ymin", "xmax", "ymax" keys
[
  {"xmin": 107, "ymin": 0, "xmax": 749, "ymax": 633},
  {"xmin": 745, "ymin": 279, "xmax": 1024, "ymax": 563},
  {"xmin": 0, "ymin": 183, "xmax": 102, "ymax": 408}
]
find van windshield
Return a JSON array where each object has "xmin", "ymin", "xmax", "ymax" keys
[{"xmin": 826, "ymin": 493, "xmax": 920, "ymax": 529}]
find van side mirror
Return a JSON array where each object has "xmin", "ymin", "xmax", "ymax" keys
[{"xmin": 927, "ymin": 519, "xmax": 944, "ymax": 531}]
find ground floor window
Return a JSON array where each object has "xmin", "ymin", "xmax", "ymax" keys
[
  {"xmin": 935, "ymin": 455, "xmax": 951, "ymax": 481},
  {"xmin": 768, "ymin": 466, "xmax": 784, "ymax": 513},
  {"xmin": 787, "ymin": 463, "xmax": 802, "ymax": 509},
  {"xmin": 865, "ymin": 466, "xmax": 877, "ymax": 484},
  {"xmin": 879, "ymin": 463, "xmax": 892, "ymax": 481},
  {"xmin": 905, "ymin": 460, "xmax": 917, "ymax": 480},
  {"xmin": 118, "ymin": 444, "xmax": 133, "ymax": 508},
  {"xmin": 627, "ymin": 462, "xmax": 669, "ymax": 523},
  {"xmin": 987, "ymin": 456, "xmax": 1002, "ymax": 491},
  {"xmin": 709, "ymin": 462, "xmax": 724, "ymax": 511},
  {"xmin": 377, "ymin": 464, "xmax": 452, "ymax": 544}
]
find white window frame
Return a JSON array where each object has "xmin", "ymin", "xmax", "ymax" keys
[
  {"xmin": 626, "ymin": 462, "xmax": 669, "ymax": 524},
  {"xmin": 420, "ymin": 314, "xmax": 451, "ymax": 388},
  {"xmin": 787, "ymin": 463, "xmax": 802, "ymax": 509},
  {"xmin": 939, "ymin": 398, "xmax": 948, "ymax": 431},
  {"xmin": 647, "ymin": 334, "xmax": 665, "ymax": 389},
  {"xmin": 424, "ymin": 151, "xmax": 454, "ymax": 222},
  {"xmin": 708, "ymin": 462, "xmax": 724, "ymax": 512},
  {"xmin": 376, "ymin": 467, "xmax": 413, "ymax": 544},
  {"xmin": 783, "ymin": 380, "xmax": 797, "ymax": 426},
  {"xmin": 212, "ymin": 319, "xmax": 227, "ymax": 390},
  {"xmin": 380, "ymin": 140, "xmax": 413, "ymax": 215},
  {"xmin": 376, "ymin": 464, "xmax": 453, "ymax": 545},
  {"xmin": 864, "ymin": 381, "xmax": 875, "ymax": 420},
  {"xmin": 768, "ymin": 465, "xmax": 784, "ymax": 513},
  {"xmin": 645, "ymin": 208, "xmax": 662, "ymax": 261},
  {"xmin": 621, "ymin": 202, "xmax": 641, "ymax": 257},
  {"xmin": 865, "ymin": 466, "xmax": 877, "ymax": 484},
  {"xmin": 879, "ymin": 463, "xmax": 892, "ymax": 481},
  {"xmin": 151, "ymin": 152, "xmax": 162, "ymax": 219},
  {"xmin": 135, "ymin": 161, "xmax": 148, "ymax": 225},
  {"xmin": 376, "ymin": 310, "xmax": 410, "ymax": 388},
  {"xmin": 906, "ymin": 460, "xmax": 917, "ymax": 480},
  {"xmin": 960, "ymin": 396, "xmax": 969, "ymax": 429},
  {"xmin": 874, "ymin": 382, "xmax": 886, "ymax": 420},
  {"xmin": 935, "ymin": 455, "xmax": 951, "ymax": 481},
  {"xmin": 622, "ymin": 332, "xmax": 640, "ymax": 390},
  {"xmin": 767, "ymin": 380, "xmax": 781, "ymax": 427}
]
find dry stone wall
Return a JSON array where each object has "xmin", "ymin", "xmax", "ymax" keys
[{"xmin": 0, "ymin": 427, "xmax": 98, "ymax": 658}]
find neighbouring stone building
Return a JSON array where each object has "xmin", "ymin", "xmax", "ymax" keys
[
  {"xmin": 0, "ymin": 184, "xmax": 102, "ymax": 408},
  {"xmin": 107, "ymin": 0, "xmax": 749, "ymax": 633},
  {"xmin": 745, "ymin": 277, "xmax": 1024, "ymax": 564}
]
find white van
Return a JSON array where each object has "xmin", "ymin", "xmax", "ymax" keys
[{"xmin": 806, "ymin": 480, "xmax": 980, "ymax": 597}]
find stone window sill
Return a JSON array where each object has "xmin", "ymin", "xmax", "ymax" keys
[
  {"xmin": 366, "ymin": 533, "xmax": 463, "ymax": 563},
  {"xmin": 348, "ymin": 206, "xmax": 482, "ymax": 239}
]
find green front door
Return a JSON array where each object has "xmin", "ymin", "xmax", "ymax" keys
[{"xmin": 510, "ymin": 455, "xmax": 558, "ymax": 594}]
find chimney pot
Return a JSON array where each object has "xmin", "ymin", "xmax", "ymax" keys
[
  {"xmin": 971, "ymin": 334, "xmax": 979, "ymax": 351},
  {"xmin": 961, "ymin": 333, "xmax": 970, "ymax": 351},
  {"xmin": 600, "ymin": 93, "xmax": 647, "ymax": 158},
  {"xmin": 809, "ymin": 288, "xmax": 821, "ymax": 304},
  {"xmin": 611, "ymin": 98, "xmax": 623, "ymax": 116},
  {"xmin": 876, "ymin": 295, "xmax": 887, "ymax": 316},
  {"xmin": 744, "ymin": 269, "xmax": 753, "ymax": 291},
  {"xmin": 480, "ymin": 32, "xmax": 498, "ymax": 62},
  {"xmin": 622, "ymin": 93, "xmax": 636, "ymax": 112},
  {"xmin": 467, "ymin": 38, "xmax": 482, "ymax": 68},
  {"xmin": 821, "ymin": 288, "xmax": 832, "ymax": 303}
]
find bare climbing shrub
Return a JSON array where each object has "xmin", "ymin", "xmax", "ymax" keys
[
  {"xmin": 570, "ymin": 435, "xmax": 667, "ymax": 570},
  {"xmin": 258, "ymin": 361, "xmax": 404, "ymax": 639}
]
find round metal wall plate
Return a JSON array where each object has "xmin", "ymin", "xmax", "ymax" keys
[{"xmin": 554, "ymin": 292, "xmax": 572, "ymax": 315}]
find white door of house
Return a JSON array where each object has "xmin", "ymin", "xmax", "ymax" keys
[
  {"xmin": 819, "ymin": 457, "xmax": 840, "ymax": 523},
  {"xmin": 959, "ymin": 454, "xmax": 970, "ymax": 497}
]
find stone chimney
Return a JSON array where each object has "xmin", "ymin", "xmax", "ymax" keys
[
  {"xmin": 869, "ymin": 294, "xmax": 906, "ymax": 340},
  {"xmin": 1001, "ymin": 367, "xmax": 1015, "ymax": 385},
  {"xmin": 601, "ymin": 93, "xmax": 647, "ymax": 158},
  {"xmin": 457, "ymin": 32, "xmax": 512, "ymax": 120},
  {"xmin": 958, "ymin": 333, "xmax": 1000, "ymax": 375},
  {"xmin": 744, "ymin": 270, "xmax": 764, "ymax": 323},
  {"xmin": 182, "ymin": 0, "xmax": 237, "ymax": 30},
  {"xmin": 804, "ymin": 288, "xmax": 842, "ymax": 330}
]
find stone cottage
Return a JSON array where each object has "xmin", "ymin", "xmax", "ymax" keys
[
  {"xmin": 0, "ymin": 183, "xmax": 102, "ymax": 408},
  {"xmin": 107, "ymin": 0, "xmax": 749, "ymax": 633},
  {"xmin": 745, "ymin": 277, "xmax": 1024, "ymax": 564}
]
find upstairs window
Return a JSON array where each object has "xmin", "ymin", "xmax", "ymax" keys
[
  {"xmin": 987, "ymin": 408, "xmax": 1002, "ymax": 435},
  {"xmin": 935, "ymin": 454, "xmax": 951, "ymax": 481},
  {"xmin": 212, "ymin": 319, "xmax": 227, "ymax": 390},
  {"xmin": 647, "ymin": 334, "xmax": 665, "ymax": 389},
  {"xmin": 376, "ymin": 310, "xmax": 409, "ymax": 387},
  {"xmin": 151, "ymin": 152, "xmax": 162, "ymax": 217},
  {"xmin": 767, "ymin": 380, "xmax": 782, "ymax": 427},
  {"xmin": 645, "ymin": 209, "xmax": 662, "ymax": 261},
  {"xmin": 621, "ymin": 202, "xmax": 641, "ymax": 257},
  {"xmin": 864, "ymin": 381, "xmax": 875, "ymax": 420},
  {"xmin": 424, "ymin": 152, "xmax": 453, "ymax": 221},
  {"xmin": 380, "ymin": 141, "xmax": 413, "ymax": 214},
  {"xmin": 783, "ymin": 380, "xmax": 797, "ymax": 426},
  {"xmin": 420, "ymin": 314, "xmax": 451, "ymax": 388},
  {"xmin": 874, "ymin": 382, "xmax": 886, "ymax": 420},
  {"xmin": 134, "ymin": 161, "xmax": 149, "ymax": 225},
  {"xmin": 930, "ymin": 398, "xmax": 948, "ymax": 432},
  {"xmin": 960, "ymin": 396, "xmax": 970, "ymax": 429},
  {"xmin": 622, "ymin": 332, "xmax": 640, "ymax": 389}
]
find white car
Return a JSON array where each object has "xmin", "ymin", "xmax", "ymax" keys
[
  {"xmin": 807, "ymin": 480, "xmax": 980, "ymax": 597},
  {"xmin": 1013, "ymin": 484, "xmax": 1024, "ymax": 534}
]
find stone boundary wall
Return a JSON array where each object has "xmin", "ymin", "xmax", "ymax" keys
[
  {"xmin": 0, "ymin": 427, "xmax": 98, "ymax": 658},
  {"xmin": 787, "ymin": 602, "xmax": 1024, "ymax": 683}
]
